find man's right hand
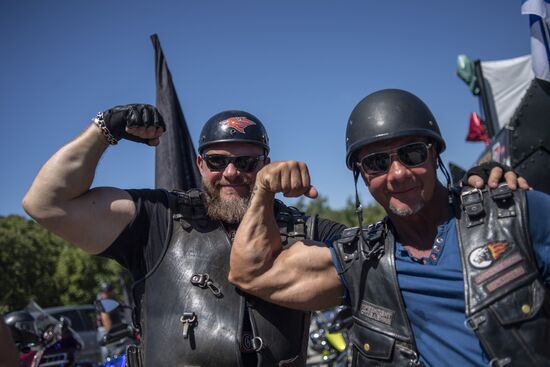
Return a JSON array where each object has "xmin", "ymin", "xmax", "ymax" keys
[
  {"xmin": 100, "ymin": 104, "xmax": 166, "ymax": 145},
  {"xmin": 255, "ymin": 161, "xmax": 318, "ymax": 199}
]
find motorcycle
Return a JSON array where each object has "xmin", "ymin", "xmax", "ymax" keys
[
  {"xmin": 4, "ymin": 301, "xmax": 93, "ymax": 367},
  {"xmin": 307, "ymin": 306, "xmax": 353, "ymax": 367},
  {"xmin": 94, "ymin": 299, "xmax": 140, "ymax": 367}
]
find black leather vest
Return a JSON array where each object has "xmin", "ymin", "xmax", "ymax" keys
[
  {"xmin": 457, "ymin": 185, "xmax": 550, "ymax": 367},
  {"xmin": 334, "ymin": 221, "xmax": 421, "ymax": 366},
  {"xmin": 333, "ymin": 187, "xmax": 550, "ymax": 367},
  {"xmin": 136, "ymin": 189, "xmax": 313, "ymax": 367}
]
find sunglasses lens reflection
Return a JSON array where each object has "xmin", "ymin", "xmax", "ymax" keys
[
  {"xmin": 361, "ymin": 143, "xmax": 429, "ymax": 173},
  {"xmin": 204, "ymin": 155, "xmax": 264, "ymax": 172}
]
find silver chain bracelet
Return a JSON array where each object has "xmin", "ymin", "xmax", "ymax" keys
[{"xmin": 92, "ymin": 112, "xmax": 119, "ymax": 145}]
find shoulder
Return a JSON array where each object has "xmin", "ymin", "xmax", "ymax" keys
[
  {"xmin": 126, "ymin": 188, "xmax": 171, "ymax": 208},
  {"xmin": 526, "ymin": 189, "xmax": 550, "ymax": 207},
  {"xmin": 317, "ymin": 218, "xmax": 347, "ymax": 242},
  {"xmin": 525, "ymin": 190, "xmax": 550, "ymax": 237},
  {"xmin": 524, "ymin": 190, "xmax": 550, "ymax": 231},
  {"xmin": 122, "ymin": 188, "xmax": 172, "ymax": 234}
]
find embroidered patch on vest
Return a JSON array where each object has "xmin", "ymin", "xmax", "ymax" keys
[
  {"xmin": 474, "ymin": 252, "xmax": 523, "ymax": 284},
  {"xmin": 360, "ymin": 300, "xmax": 394, "ymax": 326},
  {"xmin": 485, "ymin": 265, "xmax": 526, "ymax": 293},
  {"xmin": 468, "ymin": 241, "xmax": 511, "ymax": 269}
]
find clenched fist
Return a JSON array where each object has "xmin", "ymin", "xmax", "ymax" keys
[
  {"xmin": 255, "ymin": 161, "xmax": 318, "ymax": 198},
  {"xmin": 97, "ymin": 104, "xmax": 165, "ymax": 145}
]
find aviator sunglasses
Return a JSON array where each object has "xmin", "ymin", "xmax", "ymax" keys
[
  {"xmin": 358, "ymin": 142, "xmax": 432, "ymax": 174},
  {"xmin": 202, "ymin": 154, "xmax": 266, "ymax": 173}
]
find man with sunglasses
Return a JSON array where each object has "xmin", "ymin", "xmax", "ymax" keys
[
  {"xmin": 229, "ymin": 89, "xmax": 549, "ymax": 366},
  {"xmin": 22, "ymin": 105, "xmax": 349, "ymax": 366}
]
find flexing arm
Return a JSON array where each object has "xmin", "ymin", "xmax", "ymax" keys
[
  {"xmin": 22, "ymin": 104, "xmax": 164, "ymax": 254},
  {"xmin": 229, "ymin": 161, "xmax": 344, "ymax": 311}
]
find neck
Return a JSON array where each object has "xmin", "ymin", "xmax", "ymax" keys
[{"xmin": 388, "ymin": 182, "xmax": 451, "ymax": 251}]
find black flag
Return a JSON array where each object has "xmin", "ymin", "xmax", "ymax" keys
[{"xmin": 151, "ymin": 34, "xmax": 201, "ymax": 190}]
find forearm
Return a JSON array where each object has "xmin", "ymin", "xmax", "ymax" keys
[
  {"xmin": 229, "ymin": 186, "xmax": 281, "ymax": 285},
  {"xmin": 23, "ymin": 124, "xmax": 108, "ymax": 223},
  {"xmin": 101, "ymin": 313, "xmax": 113, "ymax": 332}
]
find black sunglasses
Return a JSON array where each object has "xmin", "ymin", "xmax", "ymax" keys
[
  {"xmin": 202, "ymin": 154, "xmax": 266, "ymax": 173},
  {"xmin": 358, "ymin": 142, "xmax": 432, "ymax": 174}
]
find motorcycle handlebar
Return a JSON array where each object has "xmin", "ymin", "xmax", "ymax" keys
[{"xmin": 101, "ymin": 325, "xmax": 135, "ymax": 346}]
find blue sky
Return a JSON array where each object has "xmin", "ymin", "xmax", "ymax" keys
[{"xmin": 1, "ymin": 0, "xmax": 531, "ymax": 217}]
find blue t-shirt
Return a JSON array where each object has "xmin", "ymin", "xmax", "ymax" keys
[{"xmin": 334, "ymin": 190, "xmax": 550, "ymax": 367}]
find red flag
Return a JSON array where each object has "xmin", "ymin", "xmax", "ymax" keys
[{"xmin": 466, "ymin": 112, "xmax": 490, "ymax": 146}]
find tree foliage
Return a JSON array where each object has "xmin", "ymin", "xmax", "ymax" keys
[
  {"xmin": 0, "ymin": 215, "xmax": 128, "ymax": 314},
  {"xmin": 294, "ymin": 195, "xmax": 386, "ymax": 228}
]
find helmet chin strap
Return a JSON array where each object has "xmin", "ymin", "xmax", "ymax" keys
[
  {"xmin": 353, "ymin": 166, "xmax": 364, "ymax": 230},
  {"xmin": 436, "ymin": 155, "xmax": 454, "ymax": 205}
]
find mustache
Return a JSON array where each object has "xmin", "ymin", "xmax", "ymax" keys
[{"xmin": 213, "ymin": 177, "xmax": 252, "ymax": 188}]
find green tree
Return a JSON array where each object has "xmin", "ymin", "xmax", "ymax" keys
[
  {"xmin": 0, "ymin": 215, "xmax": 64, "ymax": 313},
  {"xmin": 0, "ymin": 215, "xmax": 128, "ymax": 313},
  {"xmin": 294, "ymin": 195, "xmax": 385, "ymax": 228},
  {"xmin": 54, "ymin": 246, "xmax": 127, "ymax": 306}
]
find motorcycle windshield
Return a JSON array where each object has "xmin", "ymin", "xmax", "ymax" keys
[
  {"xmin": 24, "ymin": 301, "xmax": 60, "ymax": 333},
  {"xmin": 23, "ymin": 301, "xmax": 85, "ymax": 347}
]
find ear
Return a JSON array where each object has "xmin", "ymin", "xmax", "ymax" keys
[{"xmin": 196, "ymin": 155, "xmax": 206, "ymax": 174}]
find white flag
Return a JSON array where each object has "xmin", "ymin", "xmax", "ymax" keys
[
  {"xmin": 522, "ymin": 0, "xmax": 550, "ymax": 82},
  {"xmin": 481, "ymin": 55, "xmax": 534, "ymax": 129}
]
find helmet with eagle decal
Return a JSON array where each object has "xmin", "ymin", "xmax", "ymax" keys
[{"xmin": 198, "ymin": 110, "xmax": 270, "ymax": 154}]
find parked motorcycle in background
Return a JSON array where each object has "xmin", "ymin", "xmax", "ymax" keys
[
  {"xmin": 94, "ymin": 299, "xmax": 140, "ymax": 367},
  {"xmin": 307, "ymin": 305, "xmax": 352, "ymax": 367},
  {"xmin": 4, "ymin": 301, "xmax": 93, "ymax": 367}
]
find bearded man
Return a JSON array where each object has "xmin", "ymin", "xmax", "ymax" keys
[
  {"xmin": 22, "ymin": 104, "xmax": 513, "ymax": 367},
  {"xmin": 22, "ymin": 105, "xmax": 347, "ymax": 367}
]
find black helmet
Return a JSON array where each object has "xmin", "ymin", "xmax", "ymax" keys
[
  {"xmin": 4, "ymin": 310, "xmax": 38, "ymax": 343},
  {"xmin": 198, "ymin": 110, "xmax": 269, "ymax": 154},
  {"xmin": 345, "ymin": 89, "xmax": 446, "ymax": 169},
  {"xmin": 4, "ymin": 310, "xmax": 35, "ymax": 327},
  {"xmin": 99, "ymin": 282, "xmax": 114, "ymax": 293}
]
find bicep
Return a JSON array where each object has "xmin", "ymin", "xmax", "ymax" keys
[
  {"xmin": 51, "ymin": 187, "xmax": 136, "ymax": 254},
  {"xmin": 253, "ymin": 241, "xmax": 344, "ymax": 310}
]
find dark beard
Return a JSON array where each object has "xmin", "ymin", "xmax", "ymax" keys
[{"xmin": 203, "ymin": 178, "xmax": 253, "ymax": 224}]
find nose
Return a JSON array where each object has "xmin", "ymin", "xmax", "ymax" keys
[
  {"xmin": 223, "ymin": 162, "xmax": 240, "ymax": 178},
  {"xmin": 386, "ymin": 157, "xmax": 409, "ymax": 182}
]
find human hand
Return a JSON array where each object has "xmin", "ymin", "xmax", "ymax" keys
[
  {"xmin": 463, "ymin": 161, "xmax": 530, "ymax": 190},
  {"xmin": 96, "ymin": 104, "xmax": 166, "ymax": 146},
  {"xmin": 255, "ymin": 161, "xmax": 318, "ymax": 198}
]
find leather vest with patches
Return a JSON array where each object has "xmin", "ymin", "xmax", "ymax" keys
[
  {"xmin": 457, "ymin": 185, "xmax": 550, "ymax": 366},
  {"xmin": 136, "ymin": 189, "xmax": 315, "ymax": 367},
  {"xmin": 333, "ymin": 186, "xmax": 550, "ymax": 367}
]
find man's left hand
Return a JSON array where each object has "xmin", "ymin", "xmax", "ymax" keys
[{"xmin": 464, "ymin": 162, "xmax": 530, "ymax": 190}]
